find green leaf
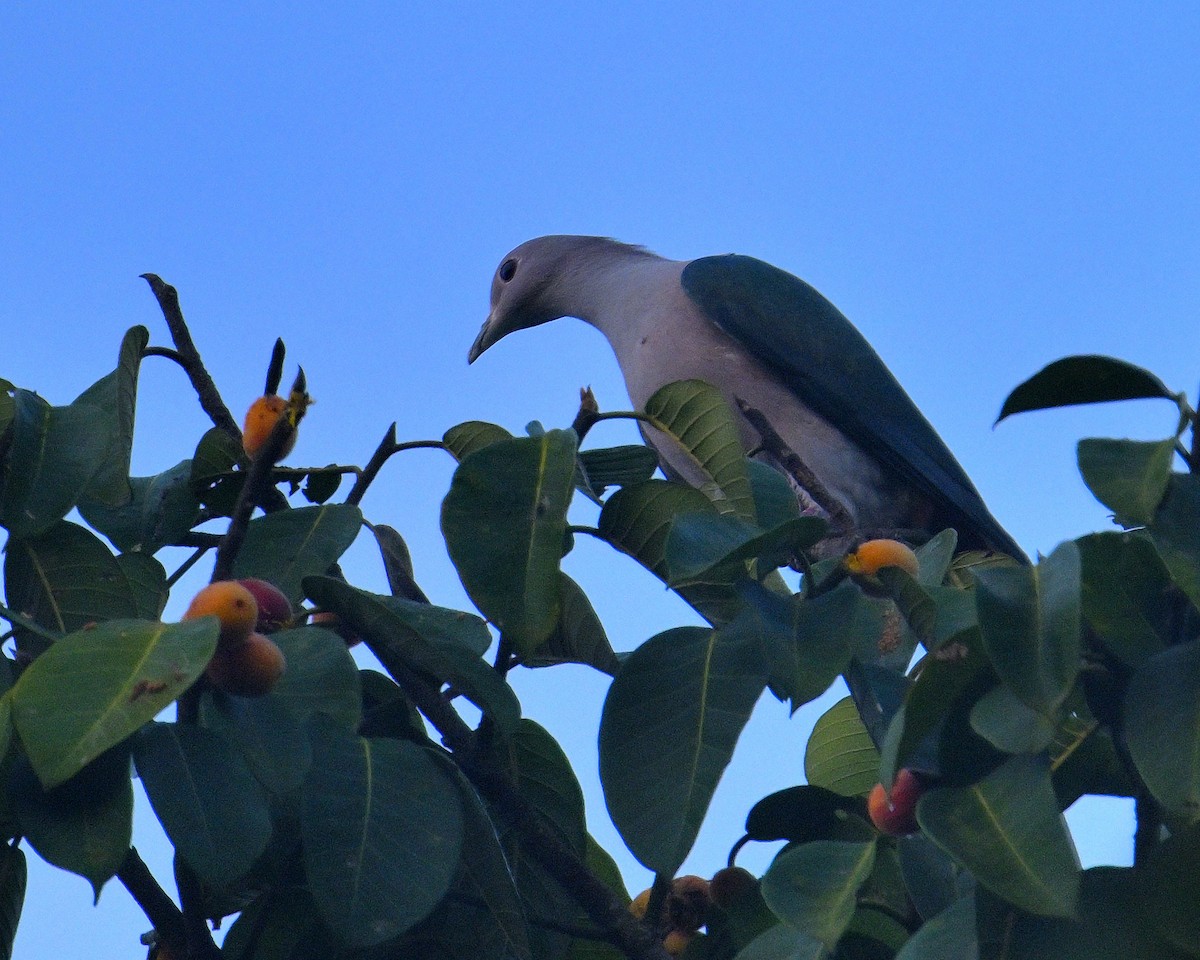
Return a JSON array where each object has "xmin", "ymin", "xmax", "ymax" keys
[
  {"xmin": 915, "ymin": 530, "xmax": 958, "ymax": 588},
  {"xmin": 400, "ymin": 760, "xmax": 533, "ymax": 960},
  {"xmin": 893, "ymin": 895, "xmax": 975, "ymax": 960},
  {"xmin": 599, "ymin": 625, "xmax": 768, "ymax": 874},
  {"xmin": 0, "ymin": 844, "xmax": 25, "ymax": 960},
  {"xmin": 996, "ymin": 355, "xmax": 1175, "ymax": 424},
  {"xmin": 1076, "ymin": 532, "xmax": 1172, "ymax": 668},
  {"xmin": 301, "ymin": 466, "xmax": 342, "ymax": 504},
  {"xmin": 760, "ymin": 840, "xmax": 877, "ymax": 951},
  {"xmin": 735, "ymin": 924, "xmax": 826, "ymax": 960},
  {"xmin": 233, "ymin": 504, "xmax": 363, "ymax": 605},
  {"xmin": 189, "ymin": 426, "xmax": 244, "ymax": 516},
  {"xmin": 133, "ymin": 722, "xmax": 272, "ymax": 887},
  {"xmin": 372, "ymin": 523, "xmax": 429, "ymax": 603},
  {"xmin": 1124, "ymin": 640, "xmax": 1200, "ymax": 820},
  {"xmin": 917, "ymin": 754, "xmax": 1080, "ymax": 917},
  {"xmin": 501, "ymin": 720, "xmax": 586, "ymax": 854},
  {"xmin": 747, "ymin": 459, "xmax": 801, "ymax": 529},
  {"xmin": 643, "ymin": 380, "xmax": 756, "ymax": 521},
  {"xmin": 10, "ymin": 746, "xmax": 132, "ymax": 900},
  {"xmin": 221, "ymin": 886, "xmax": 337, "ymax": 960},
  {"xmin": 270, "ymin": 626, "xmax": 362, "ymax": 730},
  {"xmin": 666, "ymin": 513, "xmax": 826, "ymax": 586},
  {"xmin": 523, "ymin": 573, "xmax": 619, "ymax": 675},
  {"xmin": 804, "ymin": 697, "xmax": 880, "ymax": 798},
  {"xmin": 302, "ymin": 726, "xmax": 464, "ymax": 948},
  {"xmin": 579, "ymin": 445, "xmax": 660, "ymax": 495},
  {"xmin": 990, "ymin": 868, "xmax": 1171, "ymax": 960},
  {"xmin": 73, "ymin": 326, "xmax": 149, "ymax": 508},
  {"xmin": 115, "ymin": 552, "xmax": 169, "ymax": 621},
  {"xmin": 1137, "ymin": 823, "xmax": 1200, "ymax": 953},
  {"xmin": 3, "ymin": 520, "xmax": 142, "ymax": 655},
  {"xmin": 11, "ymin": 618, "xmax": 218, "ymax": 789},
  {"xmin": 585, "ymin": 834, "xmax": 630, "ymax": 902},
  {"xmin": 304, "ymin": 577, "xmax": 520, "ymax": 734},
  {"xmin": 897, "ymin": 834, "xmax": 971, "ymax": 923},
  {"xmin": 735, "ymin": 581, "xmax": 857, "ymax": 713},
  {"xmin": 441, "ymin": 430, "xmax": 577, "ymax": 654},
  {"xmin": 443, "ymin": 420, "xmax": 513, "ymax": 461},
  {"xmin": 78, "ymin": 460, "xmax": 200, "ymax": 553},
  {"xmin": 598, "ymin": 479, "xmax": 741, "ymax": 624},
  {"xmin": 969, "ymin": 684, "xmax": 1056, "ymax": 754},
  {"xmin": 0, "ymin": 390, "xmax": 111, "ymax": 539},
  {"xmin": 199, "ymin": 691, "xmax": 311, "ymax": 797},
  {"xmin": 1077, "ymin": 438, "xmax": 1175, "ymax": 527},
  {"xmin": 1148, "ymin": 473, "xmax": 1200, "ymax": 611},
  {"xmin": 745, "ymin": 786, "xmax": 868, "ymax": 844},
  {"xmin": 974, "ymin": 542, "xmax": 1081, "ymax": 715}
]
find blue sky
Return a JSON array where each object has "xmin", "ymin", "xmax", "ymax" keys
[{"xmin": 2, "ymin": 3, "xmax": 1198, "ymax": 955}]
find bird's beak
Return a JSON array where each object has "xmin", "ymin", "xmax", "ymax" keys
[{"xmin": 468, "ymin": 316, "xmax": 497, "ymax": 364}]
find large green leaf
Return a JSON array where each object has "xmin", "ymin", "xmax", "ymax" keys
[
  {"xmin": 735, "ymin": 581, "xmax": 857, "ymax": 714},
  {"xmin": 666, "ymin": 513, "xmax": 826, "ymax": 586},
  {"xmin": 302, "ymin": 725, "xmax": 464, "ymax": 948},
  {"xmin": 996, "ymin": 355, "xmax": 1175, "ymax": 423},
  {"xmin": 974, "ymin": 542, "xmax": 1080, "ymax": 716},
  {"xmin": 1148, "ymin": 473, "xmax": 1200, "ymax": 611},
  {"xmin": 133, "ymin": 722, "xmax": 272, "ymax": 887},
  {"xmin": 1076, "ymin": 532, "xmax": 1172, "ymax": 668},
  {"xmin": 599, "ymin": 625, "xmax": 768, "ymax": 874},
  {"xmin": 0, "ymin": 390, "xmax": 111, "ymax": 539},
  {"xmin": 500, "ymin": 720, "xmax": 586, "ymax": 854},
  {"xmin": 304, "ymin": 577, "xmax": 520, "ymax": 734},
  {"xmin": 897, "ymin": 834, "xmax": 971, "ymax": 924},
  {"xmin": 11, "ymin": 618, "xmax": 218, "ymax": 789},
  {"xmin": 969, "ymin": 684, "xmax": 1056, "ymax": 754},
  {"xmin": 892, "ymin": 895, "xmax": 975, "ymax": 960},
  {"xmin": 221, "ymin": 886, "xmax": 337, "ymax": 960},
  {"xmin": 1123, "ymin": 640, "xmax": 1200, "ymax": 820},
  {"xmin": 643, "ymin": 380, "xmax": 755, "ymax": 521},
  {"xmin": 399, "ymin": 761, "xmax": 532, "ymax": 960},
  {"xmin": 804, "ymin": 697, "xmax": 880, "ymax": 798},
  {"xmin": 78, "ymin": 460, "xmax": 199, "ymax": 553},
  {"xmin": 10, "ymin": 746, "xmax": 132, "ymax": 900},
  {"xmin": 597, "ymin": 479, "xmax": 741, "ymax": 623},
  {"xmin": 72, "ymin": 326, "xmax": 149, "ymax": 508},
  {"xmin": 372, "ymin": 523, "xmax": 429, "ymax": 603},
  {"xmin": 441, "ymin": 430, "xmax": 577, "ymax": 654},
  {"xmin": 760, "ymin": 840, "xmax": 877, "ymax": 951},
  {"xmin": 1077, "ymin": 438, "xmax": 1175, "ymax": 527},
  {"xmin": 1137, "ymin": 822, "xmax": 1200, "ymax": 953},
  {"xmin": 523, "ymin": 573, "xmax": 619, "ymax": 675},
  {"xmin": 269, "ymin": 626, "xmax": 362, "ymax": 731},
  {"xmin": 735, "ymin": 924, "xmax": 826, "ymax": 960},
  {"xmin": 189, "ymin": 426, "xmax": 245, "ymax": 517},
  {"xmin": 917, "ymin": 754, "xmax": 1080, "ymax": 917},
  {"xmin": 3, "ymin": 520, "xmax": 143, "ymax": 655},
  {"xmin": 233, "ymin": 504, "xmax": 363, "ymax": 604},
  {"xmin": 199, "ymin": 691, "xmax": 312, "ymax": 797},
  {"xmin": 578, "ymin": 445, "xmax": 659, "ymax": 497},
  {"xmin": 0, "ymin": 844, "xmax": 25, "ymax": 960},
  {"xmin": 1000, "ymin": 867, "xmax": 1179, "ymax": 959}
]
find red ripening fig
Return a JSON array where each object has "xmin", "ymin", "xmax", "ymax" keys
[
  {"xmin": 182, "ymin": 581, "xmax": 258, "ymax": 649},
  {"xmin": 238, "ymin": 578, "xmax": 293, "ymax": 633},
  {"xmin": 709, "ymin": 866, "xmax": 757, "ymax": 910},
  {"xmin": 868, "ymin": 768, "xmax": 925, "ymax": 836},
  {"xmin": 206, "ymin": 631, "xmax": 287, "ymax": 697}
]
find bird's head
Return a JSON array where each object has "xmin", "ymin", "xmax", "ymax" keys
[
  {"xmin": 469, "ymin": 235, "xmax": 646, "ymax": 363},
  {"xmin": 468, "ymin": 237, "xmax": 572, "ymax": 363}
]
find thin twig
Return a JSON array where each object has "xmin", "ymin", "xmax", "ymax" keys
[
  {"xmin": 116, "ymin": 847, "xmax": 206, "ymax": 960},
  {"xmin": 735, "ymin": 398, "xmax": 856, "ymax": 534},
  {"xmin": 165, "ymin": 547, "xmax": 210, "ymax": 589},
  {"xmin": 346, "ymin": 425, "xmax": 448, "ymax": 506},
  {"xmin": 139, "ymin": 274, "xmax": 241, "ymax": 439}
]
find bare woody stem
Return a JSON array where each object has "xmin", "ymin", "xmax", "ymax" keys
[
  {"xmin": 140, "ymin": 274, "xmax": 241, "ymax": 439},
  {"xmin": 116, "ymin": 847, "xmax": 220, "ymax": 960}
]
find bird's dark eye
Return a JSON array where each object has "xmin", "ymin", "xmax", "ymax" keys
[{"xmin": 498, "ymin": 258, "xmax": 517, "ymax": 283}]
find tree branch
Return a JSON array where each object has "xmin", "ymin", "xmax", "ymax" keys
[{"xmin": 139, "ymin": 274, "xmax": 241, "ymax": 439}]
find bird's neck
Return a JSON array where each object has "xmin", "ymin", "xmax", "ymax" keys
[{"xmin": 566, "ymin": 252, "xmax": 686, "ymax": 359}]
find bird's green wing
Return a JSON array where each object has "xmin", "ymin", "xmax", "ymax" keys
[{"xmin": 681, "ymin": 254, "xmax": 1022, "ymax": 558}]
